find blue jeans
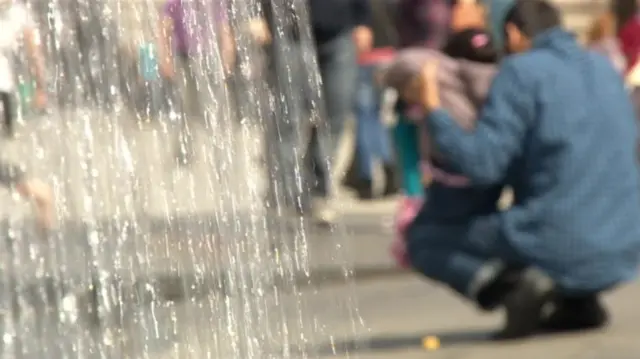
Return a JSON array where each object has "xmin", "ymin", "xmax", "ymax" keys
[
  {"xmin": 306, "ymin": 32, "xmax": 359, "ymax": 197},
  {"xmin": 264, "ymin": 32, "xmax": 357, "ymax": 210},
  {"xmin": 406, "ymin": 207, "xmax": 519, "ymax": 299},
  {"xmin": 263, "ymin": 37, "xmax": 314, "ymax": 211},
  {"xmin": 354, "ymin": 65, "xmax": 393, "ymax": 180}
]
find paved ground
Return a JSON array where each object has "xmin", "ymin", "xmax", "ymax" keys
[{"xmin": 136, "ymin": 230, "xmax": 640, "ymax": 359}]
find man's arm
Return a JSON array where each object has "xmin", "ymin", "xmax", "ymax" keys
[{"xmin": 426, "ymin": 60, "xmax": 533, "ymax": 185}]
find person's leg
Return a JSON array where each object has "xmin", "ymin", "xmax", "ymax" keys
[
  {"xmin": 341, "ymin": 150, "xmax": 362, "ymax": 190},
  {"xmin": 1, "ymin": 92, "xmax": 14, "ymax": 137},
  {"xmin": 263, "ymin": 39, "xmax": 313, "ymax": 214},
  {"xmin": 353, "ymin": 65, "xmax": 377, "ymax": 198},
  {"xmin": 406, "ymin": 209, "xmax": 555, "ymax": 339},
  {"xmin": 264, "ymin": 113, "xmax": 310, "ymax": 213},
  {"xmin": 309, "ymin": 32, "xmax": 358, "ymax": 201},
  {"xmin": 174, "ymin": 54, "xmax": 200, "ymax": 165},
  {"xmin": 392, "ymin": 121, "xmax": 423, "ymax": 197},
  {"xmin": 353, "ymin": 64, "xmax": 398, "ymax": 197},
  {"xmin": 368, "ymin": 79, "xmax": 399, "ymax": 196}
]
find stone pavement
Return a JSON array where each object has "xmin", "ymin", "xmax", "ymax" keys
[
  {"xmin": 318, "ymin": 276, "xmax": 640, "ymax": 359},
  {"xmin": 141, "ymin": 236, "xmax": 640, "ymax": 359}
]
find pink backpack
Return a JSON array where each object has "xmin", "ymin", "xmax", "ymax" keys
[{"xmin": 390, "ymin": 196, "xmax": 424, "ymax": 268}]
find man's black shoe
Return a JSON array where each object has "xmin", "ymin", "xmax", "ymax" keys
[
  {"xmin": 382, "ymin": 164, "xmax": 400, "ymax": 196},
  {"xmin": 476, "ymin": 267, "xmax": 523, "ymax": 311},
  {"xmin": 539, "ymin": 294, "xmax": 609, "ymax": 333},
  {"xmin": 493, "ymin": 268, "xmax": 554, "ymax": 341},
  {"xmin": 354, "ymin": 179, "xmax": 375, "ymax": 200}
]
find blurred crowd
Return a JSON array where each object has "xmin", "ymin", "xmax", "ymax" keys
[
  {"xmin": 2, "ymin": 0, "xmax": 640, "ymax": 223},
  {"xmin": 1, "ymin": 0, "xmax": 640, "ymax": 343}
]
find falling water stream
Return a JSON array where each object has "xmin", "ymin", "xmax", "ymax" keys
[{"xmin": 0, "ymin": 0, "xmax": 360, "ymax": 357}]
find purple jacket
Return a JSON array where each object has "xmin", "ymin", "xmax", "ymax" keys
[
  {"xmin": 164, "ymin": 0, "xmax": 227, "ymax": 55},
  {"xmin": 395, "ymin": 0, "xmax": 451, "ymax": 49}
]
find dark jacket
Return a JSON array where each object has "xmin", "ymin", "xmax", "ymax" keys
[
  {"xmin": 369, "ymin": 0, "xmax": 399, "ymax": 48},
  {"xmin": 260, "ymin": 0, "xmax": 371, "ymax": 45},
  {"xmin": 308, "ymin": 0, "xmax": 371, "ymax": 44},
  {"xmin": 259, "ymin": 0, "xmax": 301, "ymax": 42},
  {"xmin": 396, "ymin": 0, "xmax": 451, "ymax": 49}
]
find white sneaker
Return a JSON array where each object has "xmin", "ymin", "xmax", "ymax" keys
[{"xmin": 312, "ymin": 198, "xmax": 337, "ymax": 226}]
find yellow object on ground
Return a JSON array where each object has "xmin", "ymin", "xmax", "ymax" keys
[{"xmin": 422, "ymin": 336, "xmax": 440, "ymax": 350}]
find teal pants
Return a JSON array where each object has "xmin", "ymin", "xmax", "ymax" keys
[{"xmin": 392, "ymin": 120, "xmax": 423, "ymax": 197}]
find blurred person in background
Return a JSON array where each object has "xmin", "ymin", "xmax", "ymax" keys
[
  {"xmin": 586, "ymin": 11, "xmax": 626, "ymax": 73},
  {"xmin": 158, "ymin": 0, "xmax": 234, "ymax": 118},
  {"xmin": 258, "ymin": 0, "xmax": 373, "ymax": 225},
  {"xmin": 344, "ymin": 0, "xmax": 400, "ymax": 200},
  {"xmin": 157, "ymin": 0, "xmax": 234, "ymax": 164},
  {"xmin": 305, "ymin": 0, "xmax": 374, "ymax": 222},
  {"xmin": 46, "ymin": 0, "xmax": 122, "ymax": 108},
  {"xmin": 345, "ymin": 0, "xmax": 465, "ymax": 199},
  {"xmin": 407, "ymin": 0, "xmax": 640, "ymax": 339},
  {"xmin": 0, "ymin": 0, "xmax": 46, "ymax": 137},
  {"xmin": 587, "ymin": 0, "xmax": 640, "ymax": 115},
  {"xmin": 615, "ymin": 0, "xmax": 640, "ymax": 116},
  {"xmin": 396, "ymin": 0, "xmax": 452, "ymax": 49},
  {"xmin": 613, "ymin": 0, "xmax": 640, "ymax": 73}
]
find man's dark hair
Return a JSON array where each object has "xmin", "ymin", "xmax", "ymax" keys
[{"xmin": 503, "ymin": 0, "xmax": 562, "ymax": 38}]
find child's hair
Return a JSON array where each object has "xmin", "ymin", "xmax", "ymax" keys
[{"xmin": 443, "ymin": 28, "xmax": 498, "ymax": 64}]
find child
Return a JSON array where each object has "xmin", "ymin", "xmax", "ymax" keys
[{"xmin": 385, "ymin": 28, "xmax": 502, "ymax": 267}]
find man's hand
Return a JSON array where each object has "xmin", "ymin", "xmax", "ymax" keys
[
  {"xmin": 352, "ymin": 25, "xmax": 373, "ymax": 54},
  {"xmin": 15, "ymin": 178, "xmax": 54, "ymax": 230},
  {"xmin": 420, "ymin": 61, "xmax": 440, "ymax": 110},
  {"xmin": 247, "ymin": 18, "xmax": 272, "ymax": 45}
]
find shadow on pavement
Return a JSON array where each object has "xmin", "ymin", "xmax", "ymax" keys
[{"xmin": 305, "ymin": 329, "xmax": 493, "ymax": 357}]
